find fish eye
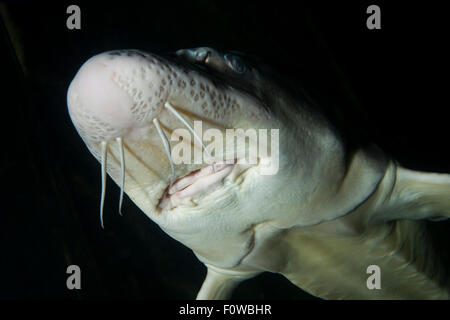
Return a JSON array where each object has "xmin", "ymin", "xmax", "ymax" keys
[{"xmin": 224, "ymin": 54, "xmax": 246, "ymax": 74}]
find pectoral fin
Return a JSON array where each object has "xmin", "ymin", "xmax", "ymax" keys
[
  {"xmin": 376, "ymin": 164, "xmax": 450, "ymax": 222},
  {"xmin": 196, "ymin": 265, "xmax": 260, "ymax": 300}
]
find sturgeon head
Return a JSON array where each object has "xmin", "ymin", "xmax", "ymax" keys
[{"xmin": 67, "ymin": 47, "xmax": 450, "ymax": 299}]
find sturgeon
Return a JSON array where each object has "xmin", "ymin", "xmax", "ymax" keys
[{"xmin": 67, "ymin": 47, "xmax": 450, "ymax": 299}]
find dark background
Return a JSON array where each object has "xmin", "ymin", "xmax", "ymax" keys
[{"xmin": 0, "ymin": 0, "xmax": 449, "ymax": 300}]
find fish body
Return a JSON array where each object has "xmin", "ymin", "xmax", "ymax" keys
[{"xmin": 67, "ymin": 47, "xmax": 450, "ymax": 299}]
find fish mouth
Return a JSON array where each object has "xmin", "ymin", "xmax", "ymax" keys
[{"xmin": 157, "ymin": 162, "xmax": 235, "ymax": 211}]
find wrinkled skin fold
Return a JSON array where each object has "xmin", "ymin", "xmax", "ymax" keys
[{"xmin": 67, "ymin": 47, "xmax": 450, "ymax": 299}]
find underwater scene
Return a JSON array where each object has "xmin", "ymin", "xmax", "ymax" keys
[{"xmin": 1, "ymin": 1, "xmax": 449, "ymax": 303}]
